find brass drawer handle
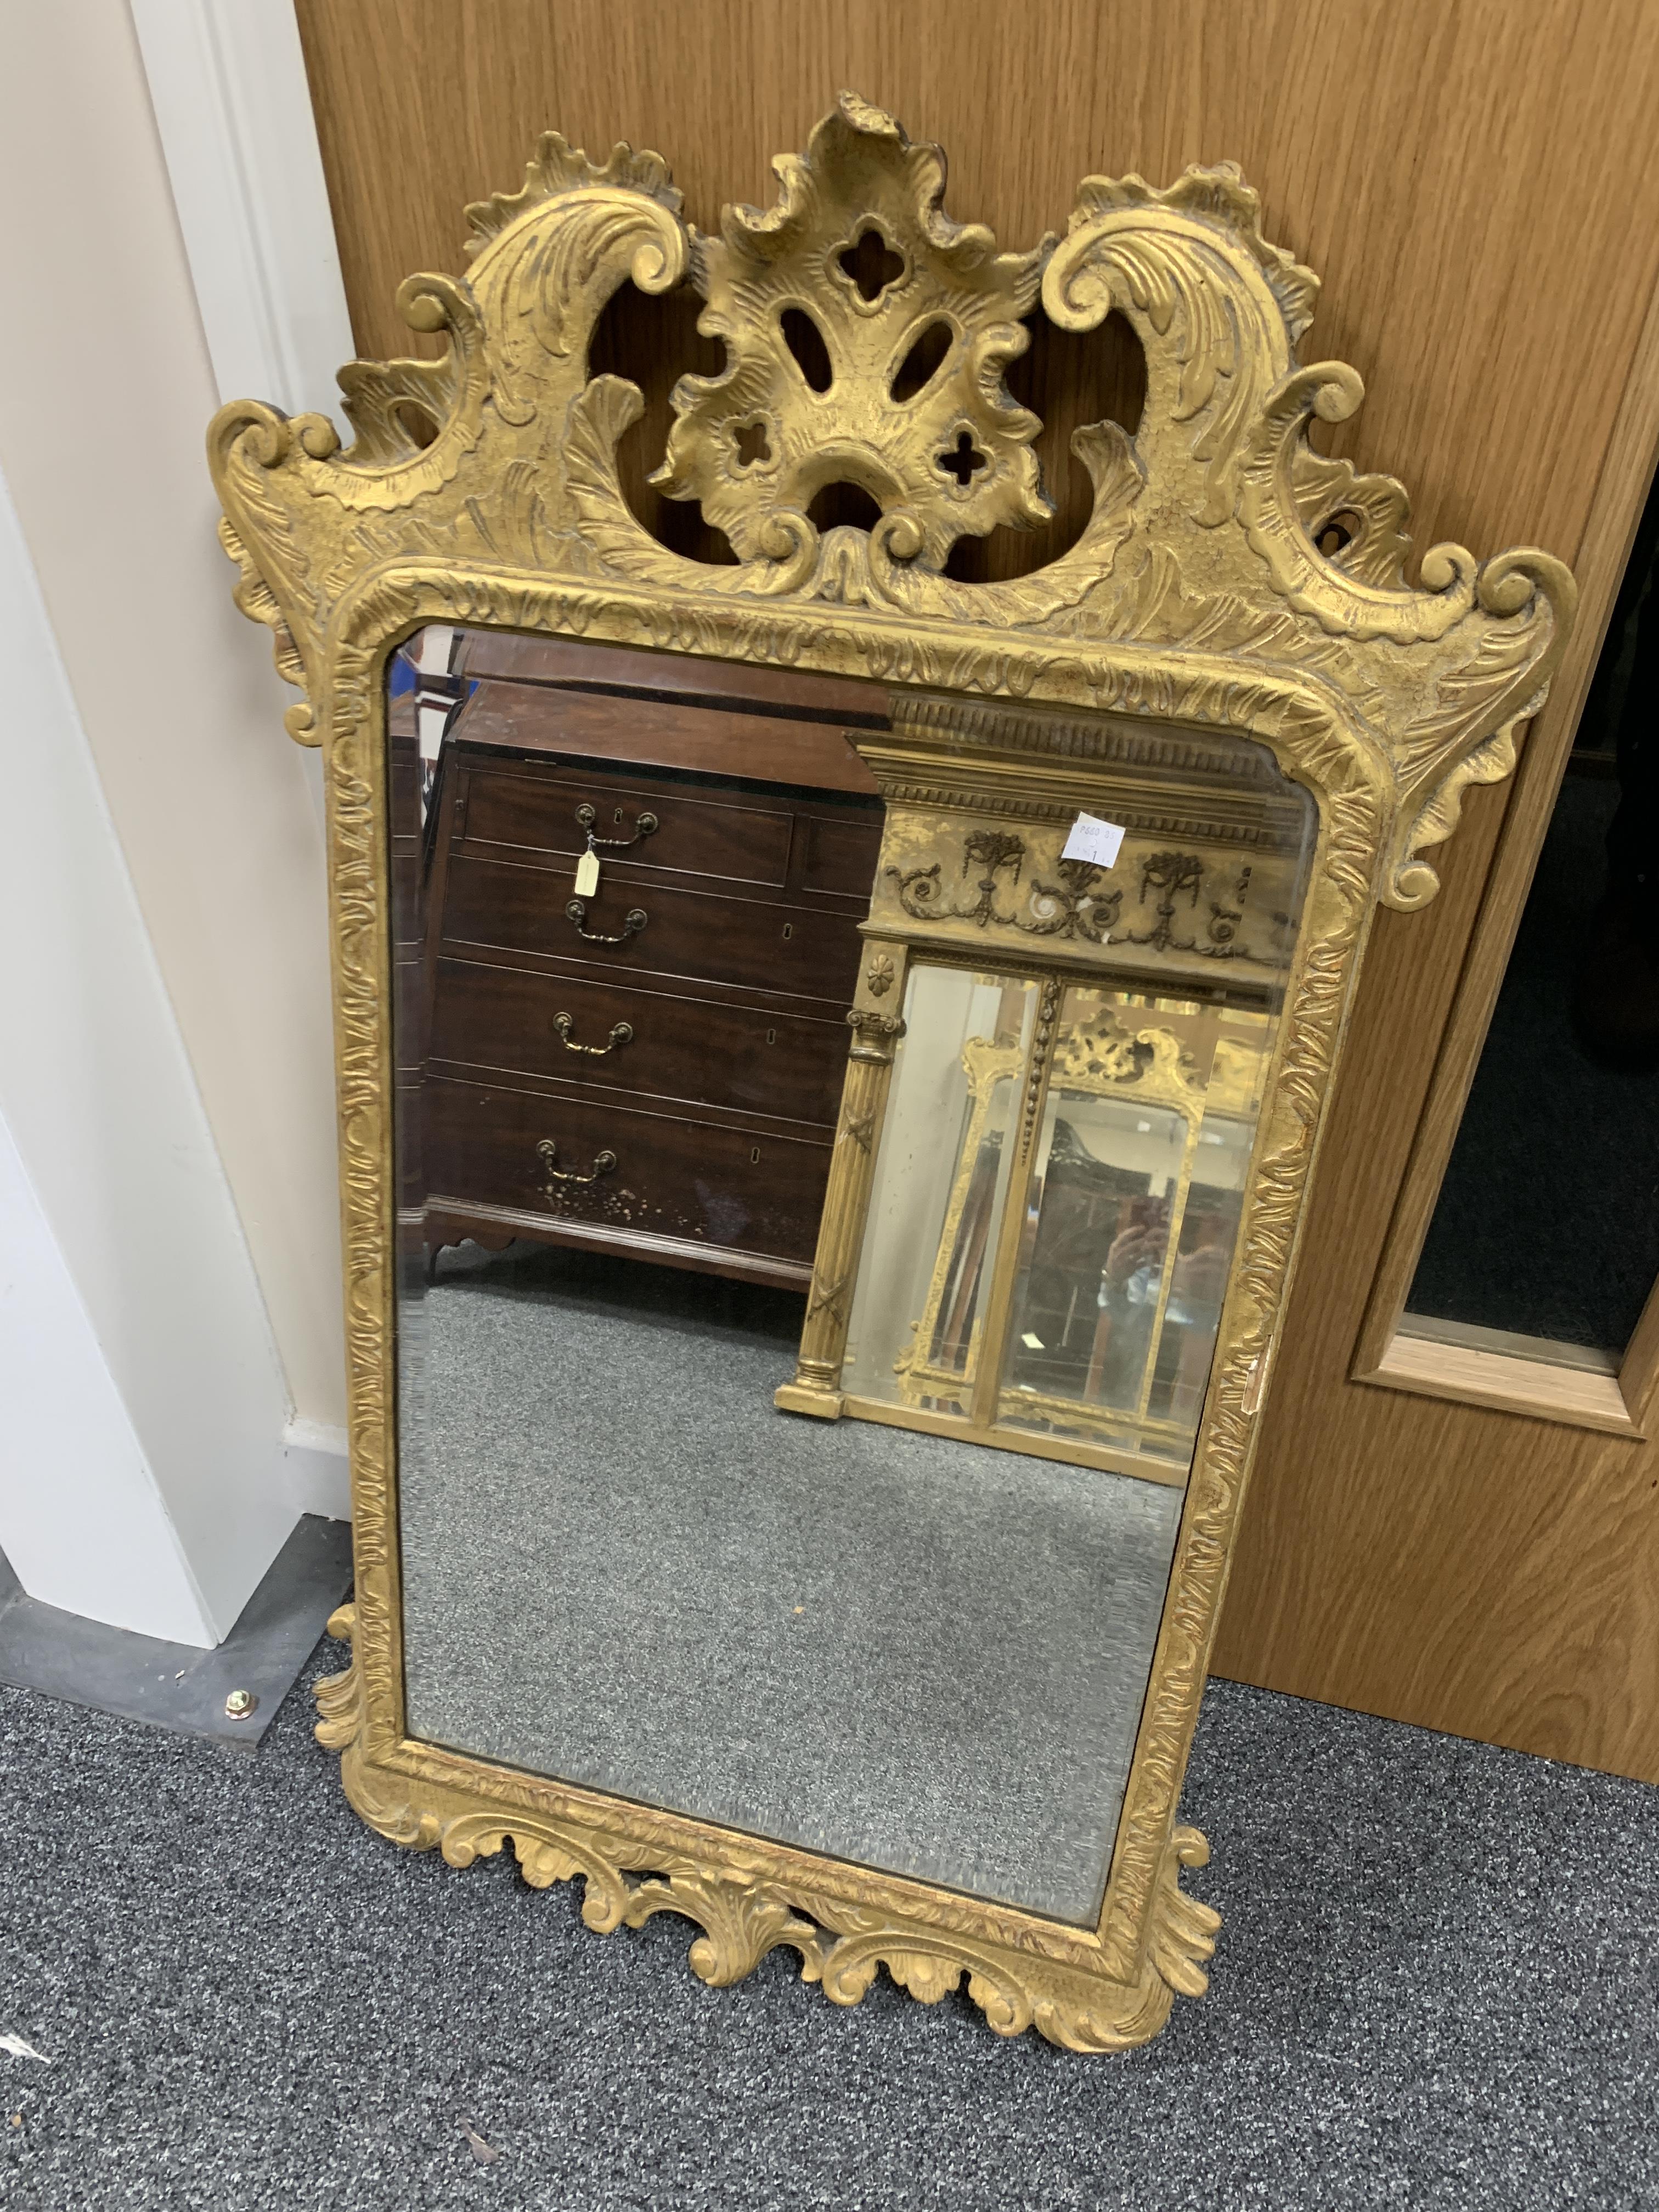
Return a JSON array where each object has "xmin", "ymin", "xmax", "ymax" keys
[
  {"xmin": 566, "ymin": 898, "xmax": 647, "ymax": 945},
  {"xmin": 575, "ymin": 803, "xmax": 658, "ymax": 850},
  {"xmin": 552, "ymin": 1013, "xmax": 633, "ymax": 1057},
  {"xmin": 537, "ymin": 1137, "xmax": 617, "ymax": 1188}
]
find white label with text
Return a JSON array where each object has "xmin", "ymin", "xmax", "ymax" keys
[{"xmin": 1061, "ymin": 812, "xmax": 1126, "ymax": 869}]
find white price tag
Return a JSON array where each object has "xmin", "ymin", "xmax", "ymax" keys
[{"xmin": 1060, "ymin": 812, "xmax": 1125, "ymax": 868}]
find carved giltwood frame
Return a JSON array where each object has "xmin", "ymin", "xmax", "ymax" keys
[{"xmin": 211, "ymin": 95, "xmax": 1572, "ymax": 2050}]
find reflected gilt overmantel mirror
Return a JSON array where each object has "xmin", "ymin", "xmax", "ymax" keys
[{"xmin": 211, "ymin": 97, "xmax": 1572, "ymax": 2050}]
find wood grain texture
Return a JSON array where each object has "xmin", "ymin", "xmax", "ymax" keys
[
  {"xmin": 1623, "ymin": 1283, "xmax": 1659, "ymax": 1434},
  {"xmin": 1211, "ymin": 253, "xmax": 1659, "ymax": 1786},
  {"xmin": 1355, "ymin": 268, "xmax": 1659, "ymax": 1392},
  {"xmin": 1363, "ymin": 1330, "xmax": 1638, "ymax": 1441},
  {"xmin": 292, "ymin": 0, "xmax": 1659, "ymax": 1776}
]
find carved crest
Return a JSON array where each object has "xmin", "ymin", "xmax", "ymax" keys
[
  {"xmin": 212, "ymin": 89, "xmax": 1572, "ymax": 911},
  {"xmin": 653, "ymin": 93, "xmax": 1051, "ymax": 567}
]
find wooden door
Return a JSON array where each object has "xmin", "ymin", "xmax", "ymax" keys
[
  {"xmin": 1210, "ymin": 403, "xmax": 1659, "ymax": 1782},
  {"xmin": 292, "ymin": 0, "xmax": 1659, "ymax": 1773}
]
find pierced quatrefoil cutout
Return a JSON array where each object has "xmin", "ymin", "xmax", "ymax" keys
[
  {"xmin": 836, "ymin": 225, "xmax": 906, "ymax": 304},
  {"xmin": 732, "ymin": 418, "xmax": 773, "ymax": 470},
  {"xmin": 936, "ymin": 428, "xmax": 988, "ymax": 488},
  {"xmin": 651, "ymin": 93, "xmax": 1052, "ymax": 569}
]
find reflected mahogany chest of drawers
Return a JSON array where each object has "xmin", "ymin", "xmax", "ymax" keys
[{"xmin": 412, "ymin": 634, "xmax": 888, "ymax": 1289}]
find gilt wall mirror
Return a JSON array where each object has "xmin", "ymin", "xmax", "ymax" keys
[{"xmin": 212, "ymin": 96, "xmax": 1571, "ymax": 2051}]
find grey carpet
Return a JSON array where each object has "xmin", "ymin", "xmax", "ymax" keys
[
  {"xmin": 3, "ymin": 1652, "xmax": 1657, "ymax": 2210},
  {"xmin": 399, "ymin": 1243, "xmax": 1182, "ymax": 1926}
]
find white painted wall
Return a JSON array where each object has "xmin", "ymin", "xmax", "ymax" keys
[
  {"xmin": 0, "ymin": 0, "xmax": 347, "ymax": 1442},
  {"xmin": 0, "ymin": 466, "xmax": 296, "ymax": 1643},
  {"xmin": 0, "ymin": 1107, "xmax": 216, "ymax": 1646},
  {"xmin": 0, "ymin": 0, "xmax": 361, "ymax": 1633},
  {"xmin": 127, "ymin": 0, "xmax": 357, "ymax": 430},
  {"xmin": 127, "ymin": 0, "xmax": 359, "ymax": 858}
]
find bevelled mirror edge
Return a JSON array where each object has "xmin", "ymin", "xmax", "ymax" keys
[{"xmin": 212, "ymin": 91, "xmax": 1573, "ymax": 2050}]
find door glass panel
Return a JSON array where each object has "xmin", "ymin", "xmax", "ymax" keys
[{"xmin": 1406, "ymin": 489, "xmax": 1659, "ymax": 1362}]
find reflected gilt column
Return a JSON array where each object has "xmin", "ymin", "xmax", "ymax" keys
[{"xmin": 775, "ymin": 940, "xmax": 909, "ymax": 1418}]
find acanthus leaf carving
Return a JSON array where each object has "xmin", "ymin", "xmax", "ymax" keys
[
  {"xmin": 463, "ymin": 131, "xmax": 682, "ymax": 258},
  {"xmin": 1380, "ymin": 549, "xmax": 1576, "ymax": 907},
  {"xmin": 312, "ymin": 1603, "xmax": 362, "ymax": 1750},
  {"xmin": 1043, "ymin": 162, "xmax": 1311, "ymax": 530},
  {"xmin": 1146, "ymin": 1827, "xmax": 1222, "ymax": 2000},
  {"xmin": 625, "ymin": 1871, "xmax": 827, "ymax": 1989},
  {"xmin": 1290, "ymin": 444, "xmax": 1415, "ymax": 591}
]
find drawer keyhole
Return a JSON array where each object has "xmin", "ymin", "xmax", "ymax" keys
[
  {"xmin": 751, "ymin": 1147, "xmax": 761, "ymax": 1164},
  {"xmin": 766, "ymin": 1028, "xmax": 776, "ymax": 1045},
  {"xmin": 781, "ymin": 922, "xmax": 794, "ymax": 940}
]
